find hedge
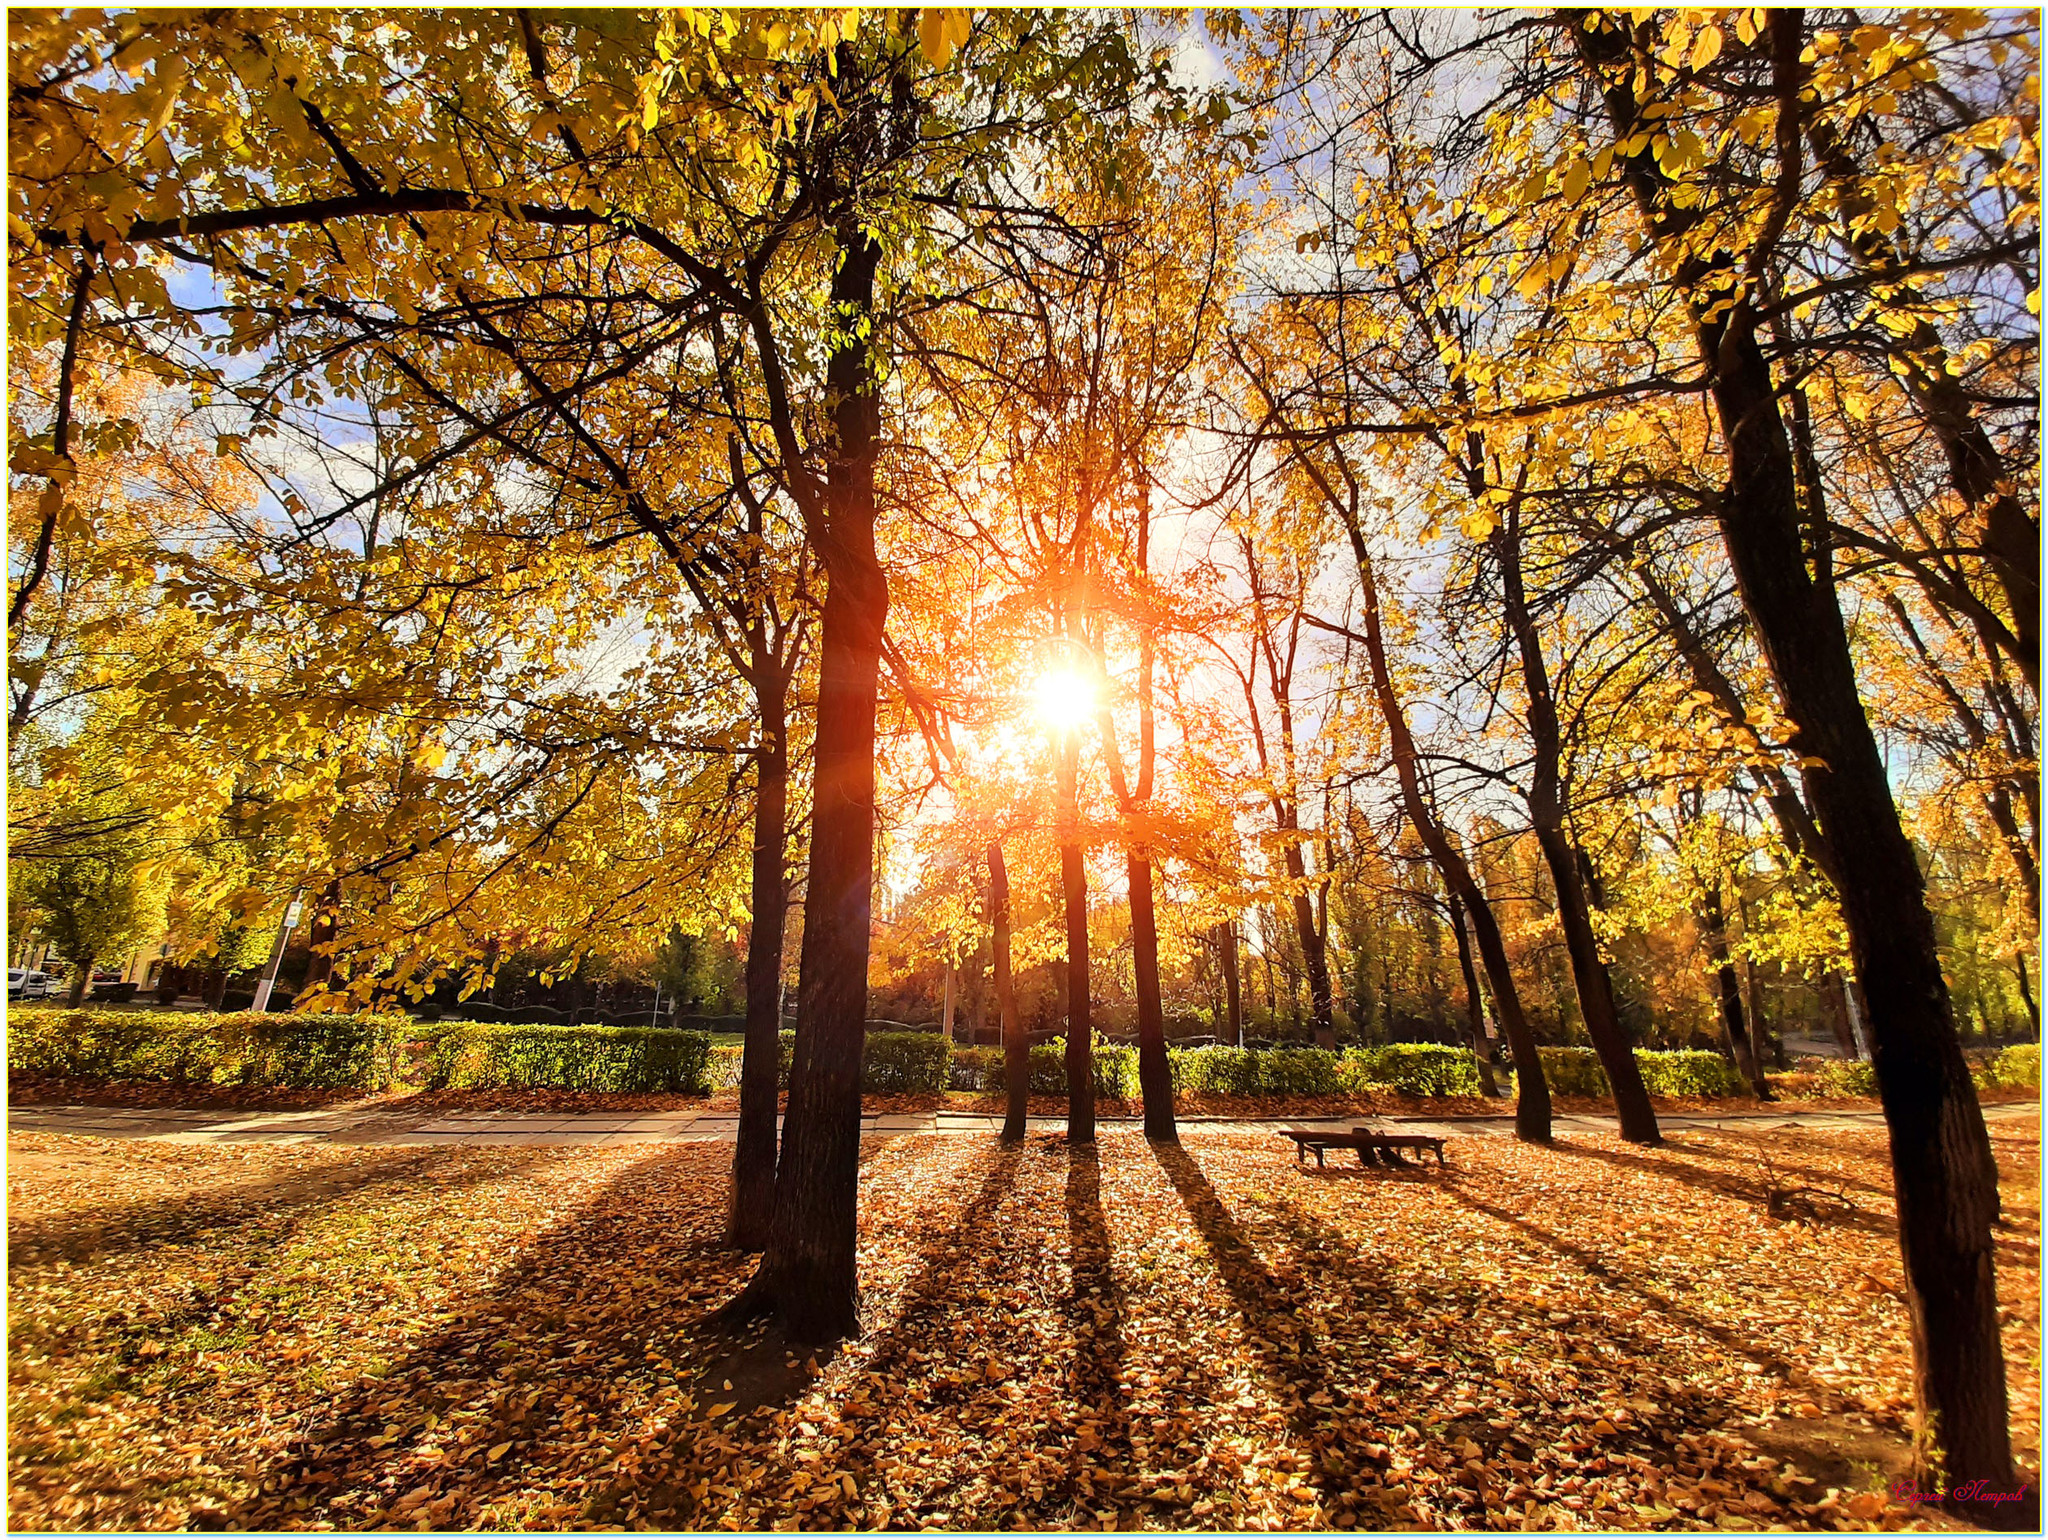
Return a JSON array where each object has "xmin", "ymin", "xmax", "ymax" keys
[
  {"xmin": 7, "ymin": 1009, "xmax": 414, "ymax": 1090},
  {"xmin": 863, "ymin": 1032, "xmax": 951, "ymax": 1093},
  {"xmin": 421, "ymin": 1024, "xmax": 711, "ymax": 1093},
  {"xmin": 1522, "ymin": 1046, "xmax": 1745, "ymax": 1098},
  {"xmin": 709, "ymin": 1031, "xmax": 795, "ymax": 1092},
  {"xmin": 1346, "ymin": 1044, "xmax": 1487, "ymax": 1097}
]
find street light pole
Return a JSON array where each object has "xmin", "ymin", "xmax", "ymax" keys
[{"xmin": 250, "ymin": 888, "xmax": 305, "ymax": 1014}]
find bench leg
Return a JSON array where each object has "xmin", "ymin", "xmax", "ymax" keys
[{"xmin": 1314, "ymin": 1145, "xmax": 1327, "ymax": 1168}]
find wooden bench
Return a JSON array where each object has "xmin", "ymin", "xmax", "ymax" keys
[{"xmin": 1280, "ymin": 1126, "xmax": 1449, "ymax": 1169}]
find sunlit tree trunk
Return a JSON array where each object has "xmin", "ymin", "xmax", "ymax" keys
[
  {"xmin": 1056, "ymin": 726, "xmax": 1095, "ymax": 1143},
  {"xmin": 986, "ymin": 840, "xmax": 1028, "ymax": 1143},
  {"xmin": 751, "ymin": 215, "xmax": 887, "ymax": 1343},
  {"xmin": 728, "ymin": 670, "xmax": 789, "ymax": 1251}
]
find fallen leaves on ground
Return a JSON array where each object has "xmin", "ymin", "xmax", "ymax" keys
[{"xmin": 7, "ymin": 1122, "xmax": 2037, "ymax": 1531}]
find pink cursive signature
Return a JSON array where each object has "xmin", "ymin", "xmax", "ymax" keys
[{"xmin": 1888, "ymin": 1477, "xmax": 2031, "ymax": 1505}]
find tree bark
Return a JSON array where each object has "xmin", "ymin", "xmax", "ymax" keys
[
  {"xmin": 989, "ymin": 841, "xmax": 1027, "ymax": 1143},
  {"xmin": 1491, "ymin": 520, "xmax": 1660, "ymax": 1143},
  {"xmin": 728, "ymin": 686, "xmax": 788, "ymax": 1251},
  {"xmin": 2014, "ymin": 952, "xmax": 2039, "ymax": 1037},
  {"xmin": 1217, "ymin": 922, "xmax": 1243, "ymax": 1046},
  {"xmin": 1128, "ymin": 849, "xmax": 1175, "ymax": 1140},
  {"xmin": 66, "ymin": 955, "xmax": 93, "ymax": 1008},
  {"xmin": 750, "ymin": 220, "xmax": 887, "ymax": 1344},
  {"xmin": 1447, "ymin": 892, "xmax": 1503, "ymax": 1097},
  {"xmin": 1056, "ymin": 727, "xmax": 1095, "ymax": 1143},
  {"xmin": 1700, "ymin": 875, "xmax": 1770, "ymax": 1099},
  {"xmin": 1351, "ymin": 540, "xmax": 1551, "ymax": 1141},
  {"xmin": 1576, "ymin": 15, "xmax": 2020, "ymax": 1512}
]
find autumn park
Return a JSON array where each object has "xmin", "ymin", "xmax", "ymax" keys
[{"xmin": 5, "ymin": 7, "xmax": 2041, "ymax": 1534}]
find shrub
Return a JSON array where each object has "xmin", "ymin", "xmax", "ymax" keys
[
  {"xmin": 7, "ymin": 1010, "xmax": 414, "ymax": 1089},
  {"xmin": 862, "ymin": 1032, "xmax": 951, "ymax": 1094},
  {"xmin": 1170, "ymin": 1045, "xmax": 1347, "ymax": 1096},
  {"xmin": 1812, "ymin": 1057, "xmax": 1878, "ymax": 1098},
  {"xmin": 422, "ymin": 1024, "xmax": 711, "ymax": 1093},
  {"xmin": 948, "ymin": 1046, "xmax": 1005, "ymax": 1093},
  {"xmin": 1533, "ymin": 1046, "xmax": 1608, "ymax": 1096},
  {"xmin": 1344, "ymin": 1044, "xmax": 1484, "ymax": 1097},
  {"xmin": 1634, "ymin": 1049, "xmax": 1745, "ymax": 1098},
  {"xmin": 1523, "ymin": 1046, "xmax": 1749, "ymax": 1099},
  {"xmin": 1024, "ymin": 1041, "xmax": 1136, "ymax": 1098},
  {"xmin": 1984, "ymin": 1043, "xmax": 2040, "ymax": 1090},
  {"xmin": 707, "ymin": 1031, "xmax": 794, "ymax": 1092}
]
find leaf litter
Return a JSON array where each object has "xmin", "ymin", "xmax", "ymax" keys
[{"xmin": 6, "ymin": 1122, "xmax": 2037, "ymax": 1531}]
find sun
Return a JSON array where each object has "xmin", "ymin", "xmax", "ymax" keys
[{"xmin": 1032, "ymin": 667, "xmax": 1096, "ymax": 732}]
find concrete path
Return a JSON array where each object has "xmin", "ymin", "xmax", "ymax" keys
[{"xmin": 8, "ymin": 1099, "xmax": 2036, "ymax": 1148}]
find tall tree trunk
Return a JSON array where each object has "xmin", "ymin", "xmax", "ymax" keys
[
  {"xmin": 1350, "ymin": 538, "xmax": 1551, "ymax": 1141},
  {"xmin": 750, "ymin": 221, "xmax": 887, "ymax": 1344},
  {"xmin": 1056, "ymin": 728, "xmax": 1095, "ymax": 1143},
  {"xmin": 295, "ymin": 878, "xmax": 342, "ymax": 1002},
  {"xmin": 1492, "ymin": 520, "xmax": 1660, "ymax": 1143},
  {"xmin": 1577, "ymin": 16, "xmax": 2020, "ymax": 1513},
  {"xmin": 66, "ymin": 955, "xmax": 93, "ymax": 1008},
  {"xmin": 1128, "ymin": 850, "xmax": 1175, "ymax": 1140},
  {"xmin": 1283, "ymin": 849, "xmax": 1337, "ymax": 1046},
  {"xmin": 989, "ymin": 841, "xmax": 1026, "ymax": 1144},
  {"xmin": 1700, "ymin": 876, "xmax": 1770, "ymax": 1099},
  {"xmin": 728, "ymin": 692, "xmax": 788, "ymax": 1252},
  {"xmin": 2014, "ymin": 952, "xmax": 2039, "ymax": 1037},
  {"xmin": 1447, "ymin": 893, "xmax": 1503, "ymax": 1097},
  {"xmin": 1217, "ymin": 921, "xmax": 1242, "ymax": 1046}
]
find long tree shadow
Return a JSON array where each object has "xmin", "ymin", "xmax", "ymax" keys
[
  {"xmin": 223, "ymin": 1142, "xmax": 779, "ymax": 1531},
  {"xmin": 1058, "ymin": 1139, "xmax": 1135, "ymax": 1522},
  {"xmin": 8, "ymin": 1147, "xmax": 541, "ymax": 1269},
  {"xmin": 1544, "ymin": 1138, "xmax": 1899, "ymax": 1240},
  {"xmin": 1148, "ymin": 1139, "xmax": 1382, "ymax": 1527},
  {"xmin": 1438, "ymin": 1176, "xmax": 1811, "ymax": 1391},
  {"xmin": 228, "ymin": 1134, "xmax": 1029, "ymax": 1533}
]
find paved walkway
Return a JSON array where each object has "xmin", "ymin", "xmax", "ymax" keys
[{"xmin": 9, "ymin": 1099, "xmax": 2036, "ymax": 1148}]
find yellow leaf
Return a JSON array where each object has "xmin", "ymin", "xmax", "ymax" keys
[
  {"xmin": 487, "ymin": 1441, "xmax": 513, "ymax": 1462},
  {"xmin": 1690, "ymin": 25, "xmax": 1723, "ymax": 72},
  {"xmin": 708, "ymin": 1401, "xmax": 737, "ymax": 1417}
]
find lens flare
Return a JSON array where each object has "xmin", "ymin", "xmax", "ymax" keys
[{"xmin": 1032, "ymin": 668, "xmax": 1095, "ymax": 731}]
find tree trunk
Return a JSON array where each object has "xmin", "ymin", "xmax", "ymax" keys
[
  {"xmin": 66, "ymin": 956, "xmax": 93, "ymax": 1008},
  {"xmin": 1057, "ymin": 728, "xmax": 1095, "ymax": 1143},
  {"xmin": 2014, "ymin": 953, "xmax": 2039, "ymax": 1037},
  {"xmin": 295, "ymin": 879, "xmax": 342, "ymax": 1001},
  {"xmin": 1350, "ymin": 539, "xmax": 1551, "ymax": 1141},
  {"xmin": 750, "ymin": 223, "xmax": 887, "ymax": 1344},
  {"xmin": 728, "ymin": 698, "xmax": 788, "ymax": 1252},
  {"xmin": 1577, "ymin": 16, "xmax": 2020, "ymax": 1511},
  {"xmin": 1700, "ymin": 877, "xmax": 1769, "ymax": 1099},
  {"xmin": 1492, "ymin": 520, "xmax": 1660, "ymax": 1144},
  {"xmin": 1218, "ymin": 922, "xmax": 1242, "ymax": 1046},
  {"xmin": 1447, "ymin": 893, "xmax": 1502, "ymax": 1097},
  {"xmin": 1128, "ymin": 849, "xmax": 1175, "ymax": 1140},
  {"xmin": 1283, "ymin": 853, "xmax": 1337, "ymax": 1047},
  {"xmin": 989, "ymin": 841, "xmax": 1027, "ymax": 1144}
]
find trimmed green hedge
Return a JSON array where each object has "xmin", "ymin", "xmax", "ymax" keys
[
  {"xmin": 7, "ymin": 1009, "xmax": 414, "ymax": 1089},
  {"xmin": 709, "ymin": 1031, "xmax": 795, "ymax": 1092},
  {"xmin": 422, "ymin": 1024, "xmax": 711, "ymax": 1093},
  {"xmin": 1347, "ymin": 1044, "xmax": 1488, "ymax": 1097},
  {"xmin": 863, "ymin": 1032, "xmax": 951, "ymax": 1093},
  {"xmin": 1522, "ymin": 1046, "xmax": 1744, "ymax": 1098}
]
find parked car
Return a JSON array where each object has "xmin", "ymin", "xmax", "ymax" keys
[{"xmin": 8, "ymin": 969, "xmax": 55, "ymax": 1000}]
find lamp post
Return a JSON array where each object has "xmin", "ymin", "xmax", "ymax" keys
[{"xmin": 249, "ymin": 888, "xmax": 305, "ymax": 1014}]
